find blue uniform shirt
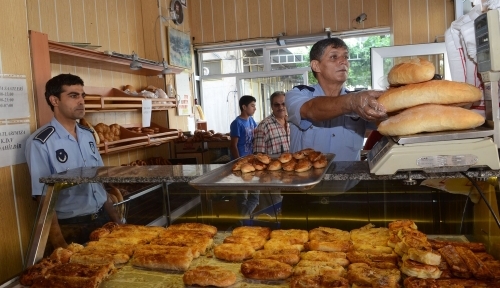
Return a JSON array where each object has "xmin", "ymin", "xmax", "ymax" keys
[
  {"xmin": 286, "ymin": 84, "xmax": 376, "ymax": 161},
  {"xmin": 25, "ymin": 117, "xmax": 107, "ymax": 219}
]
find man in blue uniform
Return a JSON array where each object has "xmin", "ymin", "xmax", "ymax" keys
[
  {"xmin": 25, "ymin": 74, "xmax": 120, "ymax": 249},
  {"xmin": 286, "ymin": 37, "xmax": 387, "ymax": 159},
  {"xmin": 282, "ymin": 38, "xmax": 388, "ymax": 229}
]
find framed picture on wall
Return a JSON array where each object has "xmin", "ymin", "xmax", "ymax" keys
[{"xmin": 167, "ymin": 27, "xmax": 192, "ymax": 69}]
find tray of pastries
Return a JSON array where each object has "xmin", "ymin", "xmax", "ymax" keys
[
  {"xmin": 18, "ymin": 220, "xmax": 500, "ymax": 287},
  {"xmin": 189, "ymin": 149, "xmax": 335, "ymax": 191}
]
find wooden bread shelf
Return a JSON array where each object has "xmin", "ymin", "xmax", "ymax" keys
[
  {"xmin": 97, "ymin": 124, "xmax": 180, "ymax": 155},
  {"xmin": 84, "ymin": 87, "xmax": 177, "ymax": 112}
]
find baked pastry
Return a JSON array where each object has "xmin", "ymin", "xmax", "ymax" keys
[
  {"xmin": 455, "ymin": 246, "xmax": 493, "ymax": 279},
  {"xmin": 66, "ymin": 243, "xmax": 84, "ymax": 253},
  {"xmin": 267, "ymin": 159, "xmax": 282, "ymax": 171},
  {"xmin": 282, "ymin": 158, "xmax": 297, "ymax": 171},
  {"xmin": 69, "ymin": 252, "xmax": 123, "ymax": 267},
  {"xmin": 166, "ymin": 222, "xmax": 217, "ymax": 237},
  {"xmin": 310, "ymin": 227, "xmax": 351, "ymax": 242},
  {"xmin": 306, "ymin": 240, "xmax": 352, "ymax": 253},
  {"xmin": 346, "ymin": 251, "xmax": 397, "ymax": 269},
  {"xmin": 278, "ymin": 152, "xmax": 293, "ymax": 163},
  {"xmin": 240, "ymin": 163, "xmax": 256, "ymax": 173},
  {"xmin": 83, "ymin": 242, "xmax": 135, "ymax": 257},
  {"xmin": 378, "ymin": 104, "xmax": 485, "ymax": 136},
  {"xmin": 19, "ymin": 258, "xmax": 59, "ymax": 286},
  {"xmin": 232, "ymin": 226, "xmax": 271, "ymax": 239},
  {"xmin": 428, "ymin": 238, "xmax": 486, "ymax": 252},
  {"xmin": 89, "ymin": 227, "xmax": 110, "ymax": 241},
  {"xmin": 133, "ymin": 244, "xmax": 196, "ymax": 258},
  {"xmin": 300, "ymin": 148, "xmax": 315, "ymax": 155},
  {"xmin": 123, "ymin": 85, "xmax": 137, "ymax": 93},
  {"xmin": 252, "ymin": 249, "xmax": 301, "ymax": 265},
  {"xmin": 350, "ymin": 224, "xmax": 390, "ymax": 246},
  {"xmin": 295, "ymin": 158, "xmax": 313, "ymax": 172},
  {"xmin": 240, "ymin": 259, "xmax": 293, "ymax": 280},
  {"xmin": 31, "ymin": 275, "xmax": 100, "ymax": 288},
  {"xmin": 49, "ymin": 247, "xmax": 73, "ymax": 264},
  {"xmin": 301, "ymin": 251, "xmax": 347, "ymax": 261},
  {"xmin": 406, "ymin": 247, "xmax": 441, "ymax": 266},
  {"xmin": 293, "ymin": 261, "xmax": 346, "ymax": 277},
  {"xmin": 131, "ymin": 253, "xmax": 193, "ymax": 271},
  {"xmin": 255, "ymin": 153, "xmax": 271, "ymax": 164},
  {"xmin": 387, "ymin": 58, "xmax": 435, "ymax": 85},
  {"xmin": 264, "ymin": 238, "xmax": 304, "ymax": 252},
  {"xmin": 388, "ymin": 219, "xmax": 418, "ymax": 231},
  {"xmin": 400, "ymin": 258, "xmax": 442, "ymax": 279},
  {"xmin": 346, "ymin": 263, "xmax": 401, "ymax": 288},
  {"xmin": 351, "ymin": 244, "xmax": 394, "ymax": 255},
  {"xmin": 290, "ymin": 274, "xmax": 350, "ymax": 288},
  {"xmin": 183, "ymin": 265, "xmax": 237, "ymax": 287},
  {"xmin": 313, "ymin": 155, "xmax": 328, "ymax": 169},
  {"xmin": 439, "ymin": 244, "xmax": 472, "ymax": 278},
  {"xmin": 293, "ymin": 150, "xmax": 306, "ymax": 160},
  {"xmin": 223, "ymin": 235, "xmax": 266, "ymax": 250},
  {"xmin": 252, "ymin": 160, "xmax": 267, "ymax": 171},
  {"xmin": 214, "ymin": 243, "xmax": 255, "ymax": 262},
  {"xmin": 308, "ymin": 151, "xmax": 322, "ymax": 162},
  {"xmin": 297, "ymin": 258, "xmax": 349, "ymax": 268},
  {"xmin": 152, "ymin": 232, "xmax": 213, "ymax": 256},
  {"xmin": 271, "ymin": 229, "xmax": 309, "ymax": 244}
]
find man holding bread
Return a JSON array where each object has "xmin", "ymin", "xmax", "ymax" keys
[
  {"xmin": 286, "ymin": 37, "xmax": 387, "ymax": 160},
  {"xmin": 25, "ymin": 74, "xmax": 121, "ymax": 250}
]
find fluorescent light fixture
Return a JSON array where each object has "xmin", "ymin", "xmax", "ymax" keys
[
  {"xmin": 276, "ymin": 32, "xmax": 332, "ymax": 46},
  {"xmin": 130, "ymin": 52, "xmax": 142, "ymax": 70},
  {"xmin": 161, "ymin": 59, "xmax": 170, "ymax": 74}
]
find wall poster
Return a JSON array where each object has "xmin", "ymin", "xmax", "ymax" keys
[
  {"xmin": 0, "ymin": 75, "xmax": 31, "ymax": 167},
  {"xmin": 167, "ymin": 27, "xmax": 192, "ymax": 69}
]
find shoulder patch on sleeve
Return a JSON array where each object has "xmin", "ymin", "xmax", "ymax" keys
[
  {"xmin": 293, "ymin": 85, "xmax": 315, "ymax": 92},
  {"xmin": 34, "ymin": 126, "xmax": 55, "ymax": 144},
  {"xmin": 77, "ymin": 123, "xmax": 93, "ymax": 133}
]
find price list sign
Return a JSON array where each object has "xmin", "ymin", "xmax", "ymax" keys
[{"xmin": 0, "ymin": 75, "xmax": 31, "ymax": 167}]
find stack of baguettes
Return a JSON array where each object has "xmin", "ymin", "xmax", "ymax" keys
[{"xmin": 377, "ymin": 58, "xmax": 484, "ymax": 136}]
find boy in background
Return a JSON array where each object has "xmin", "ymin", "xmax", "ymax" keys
[
  {"xmin": 229, "ymin": 95, "xmax": 259, "ymax": 219},
  {"xmin": 229, "ymin": 95, "xmax": 257, "ymax": 160}
]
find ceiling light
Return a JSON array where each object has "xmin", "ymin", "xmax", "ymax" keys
[{"xmin": 130, "ymin": 52, "xmax": 142, "ymax": 70}]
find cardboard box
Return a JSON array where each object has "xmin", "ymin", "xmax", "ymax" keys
[{"xmin": 175, "ymin": 141, "xmax": 208, "ymax": 152}]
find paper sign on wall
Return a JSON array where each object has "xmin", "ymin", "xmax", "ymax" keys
[
  {"xmin": 0, "ymin": 75, "xmax": 29, "ymax": 119},
  {"xmin": 176, "ymin": 71, "xmax": 192, "ymax": 116},
  {"xmin": 142, "ymin": 99, "xmax": 152, "ymax": 127},
  {"xmin": 0, "ymin": 75, "xmax": 31, "ymax": 167}
]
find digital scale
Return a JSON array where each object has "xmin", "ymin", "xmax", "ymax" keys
[{"xmin": 368, "ymin": 9, "xmax": 500, "ymax": 175}]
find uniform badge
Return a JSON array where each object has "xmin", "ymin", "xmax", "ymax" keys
[
  {"xmin": 56, "ymin": 149, "xmax": 68, "ymax": 163},
  {"xmin": 89, "ymin": 142, "xmax": 95, "ymax": 154}
]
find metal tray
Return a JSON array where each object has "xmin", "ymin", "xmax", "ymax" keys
[{"xmin": 189, "ymin": 154, "xmax": 335, "ymax": 191}]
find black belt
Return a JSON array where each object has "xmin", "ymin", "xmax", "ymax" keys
[{"xmin": 58, "ymin": 207, "xmax": 105, "ymax": 225}]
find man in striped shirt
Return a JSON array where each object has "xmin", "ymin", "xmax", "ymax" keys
[{"xmin": 253, "ymin": 91, "xmax": 290, "ymax": 155}]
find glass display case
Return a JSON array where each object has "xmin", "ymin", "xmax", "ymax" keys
[{"xmin": 13, "ymin": 162, "xmax": 500, "ymax": 287}]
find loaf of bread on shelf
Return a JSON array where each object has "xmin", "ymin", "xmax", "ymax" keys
[
  {"xmin": 79, "ymin": 118, "xmax": 100, "ymax": 145},
  {"xmin": 123, "ymin": 85, "xmax": 136, "ymax": 93},
  {"xmin": 387, "ymin": 58, "xmax": 435, "ymax": 85}
]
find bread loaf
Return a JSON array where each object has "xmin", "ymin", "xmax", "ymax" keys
[
  {"xmin": 388, "ymin": 58, "xmax": 435, "ymax": 85},
  {"xmin": 123, "ymin": 85, "xmax": 136, "ymax": 93},
  {"xmin": 378, "ymin": 80, "xmax": 482, "ymax": 113},
  {"xmin": 377, "ymin": 104, "xmax": 485, "ymax": 136}
]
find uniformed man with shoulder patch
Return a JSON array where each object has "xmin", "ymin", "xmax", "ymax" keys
[{"xmin": 25, "ymin": 73, "xmax": 120, "ymax": 249}]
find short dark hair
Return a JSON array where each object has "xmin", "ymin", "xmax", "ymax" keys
[
  {"xmin": 239, "ymin": 95, "xmax": 256, "ymax": 111},
  {"xmin": 45, "ymin": 74, "xmax": 84, "ymax": 111},
  {"xmin": 309, "ymin": 37, "xmax": 349, "ymax": 79},
  {"xmin": 270, "ymin": 91, "xmax": 285, "ymax": 105}
]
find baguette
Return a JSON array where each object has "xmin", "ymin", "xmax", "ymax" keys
[
  {"xmin": 388, "ymin": 58, "xmax": 435, "ymax": 85},
  {"xmin": 378, "ymin": 80, "xmax": 482, "ymax": 113},
  {"xmin": 377, "ymin": 104, "xmax": 485, "ymax": 136}
]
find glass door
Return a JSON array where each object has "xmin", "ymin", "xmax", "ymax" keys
[{"xmin": 236, "ymin": 70, "xmax": 309, "ymax": 123}]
